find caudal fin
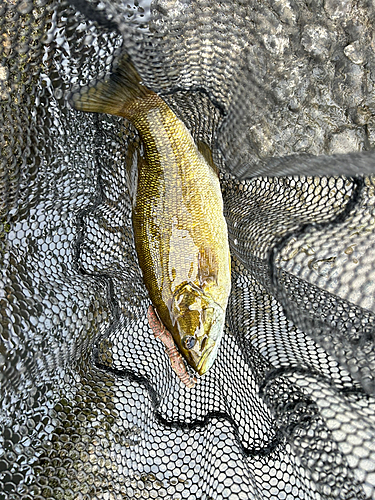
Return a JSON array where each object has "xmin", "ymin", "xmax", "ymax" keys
[{"xmin": 71, "ymin": 54, "xmax": 153, "ymax": 117}]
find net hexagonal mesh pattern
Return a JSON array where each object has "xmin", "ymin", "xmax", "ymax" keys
[{"xmin": 2, "ymin": 0, "xmax": 375, "ymax": 498}]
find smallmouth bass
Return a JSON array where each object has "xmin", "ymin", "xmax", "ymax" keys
[{"xmin": 72, "ymin": 54, "xmax": 231, "ymax": 379}]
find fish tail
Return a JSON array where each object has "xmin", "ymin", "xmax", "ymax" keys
[{"xmin": 71, "ymin": 54, "xmax": 154, "ymax": 118}]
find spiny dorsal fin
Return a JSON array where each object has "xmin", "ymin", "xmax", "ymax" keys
[{"xmin": 197, "ymin": 140, "xmax": 219, "ymax": 175}]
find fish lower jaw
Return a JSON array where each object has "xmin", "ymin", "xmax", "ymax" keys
[{"xmin": 195, "ymin": 347, "xmax": 215, "ymax": 375}]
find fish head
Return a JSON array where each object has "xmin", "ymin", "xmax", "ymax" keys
[{"xmin": 170, "ymin": 282, "xmax": 225, "ymax": 375}]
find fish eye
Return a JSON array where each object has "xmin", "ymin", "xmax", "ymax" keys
[{"xmin": 183, "ymin": 336, "xmax": 196, "ymax": 350}]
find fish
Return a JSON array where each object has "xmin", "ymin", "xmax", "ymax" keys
[{"xmin": 71, "ymin": 54, "xmax": 231, "ymax": 384}]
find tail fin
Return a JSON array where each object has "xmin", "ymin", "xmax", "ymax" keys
[{"xmin": 71, "ymin": 54, "xmax": 153, "ymax": 117}]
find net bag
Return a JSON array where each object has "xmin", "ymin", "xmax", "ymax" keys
[{"xmin": 2, "ymin": 0, "xmax": 375, "ymax": 498}]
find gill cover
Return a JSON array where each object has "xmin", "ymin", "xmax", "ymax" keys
[{"xmin": 170, "ymin": 282, "xmax": 224, "ymax": 375}]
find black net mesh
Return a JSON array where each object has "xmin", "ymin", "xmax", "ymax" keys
[{"xmin": 2, "ymin": 0, "xmax": 375, "ymax": 498}]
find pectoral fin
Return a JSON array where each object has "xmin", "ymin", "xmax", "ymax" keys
[{"xmin": 147, "ymin": 305, "xmax": 197, "ymax": 388}]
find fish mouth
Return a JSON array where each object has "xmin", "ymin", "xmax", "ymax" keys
[{"xmin": 196, "ymin": 346, "xmax": 215, "ymax": 375}]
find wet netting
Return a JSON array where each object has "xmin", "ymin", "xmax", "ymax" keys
[{"xmin": 2, "ymin": 0, "xmax": 375, "ymax": 498}]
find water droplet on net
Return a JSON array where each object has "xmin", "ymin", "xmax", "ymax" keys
[{"xmin": 17, "ymin": 0, "xmax": 33, "ymax": 14}]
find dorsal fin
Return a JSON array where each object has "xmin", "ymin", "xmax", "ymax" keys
[{"xmin": 197, "ymin": 140, "xmax": 219, "ymax": 175}]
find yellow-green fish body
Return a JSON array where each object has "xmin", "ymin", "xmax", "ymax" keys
[{"xmin": 72, "ymin": 55, "xmax": 231, "ymax": 375}]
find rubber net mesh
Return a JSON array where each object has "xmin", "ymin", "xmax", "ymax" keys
[{"xmin": 2, "ymin": 0, "xmax": 375, "ymax": 498}]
